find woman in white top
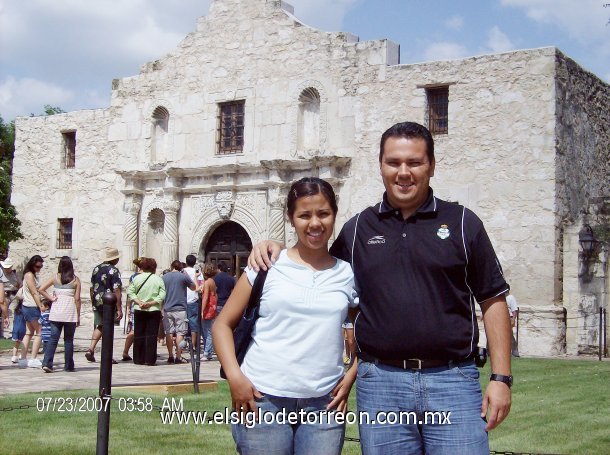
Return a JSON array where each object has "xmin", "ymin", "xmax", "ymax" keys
[
  {"xmin": 38, "ymin": 256, "xmax": 81, "ymax": 372},
  {"xmin": 20, "ymin": 255, "xmax": 46, "ymax": 365},
  {"xmin": 213, "ymin": 177, "xmax": 358, "ymax": 455}
]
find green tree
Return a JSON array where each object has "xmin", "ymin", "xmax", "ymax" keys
[
  {"xmin": 43, "ymin": 105, "xmax": 65, "ymax": 116},
  {"xmin": 0, "ymin": 115, "xmax": 15, "ymax": 165},
  {"xmin": 0, "ymin": 115, "xmax": 22, "ymax": 256}
]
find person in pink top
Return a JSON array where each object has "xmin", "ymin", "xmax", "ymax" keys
[{"xmin": 38, "ymin": 256, "xmax": 81, "ymax": 372}]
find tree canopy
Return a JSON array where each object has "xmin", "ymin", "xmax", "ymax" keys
[{"xmin": 0, "ymin": 115, "xmax": 22, "ymax": 256}]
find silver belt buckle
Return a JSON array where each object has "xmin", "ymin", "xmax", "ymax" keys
[{"xmin": 407, "ymin": 358, "xmax": 422, "ymax": 369}]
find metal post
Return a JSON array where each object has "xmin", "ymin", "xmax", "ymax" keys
[
  {"xmin": 189, "ymin": 297, "xmax": 203, "ymax": 393},
  {"xmin": 515, "ymin": 307, "xmax": 521, "ymax": 351},
  {"xmin": 96, "ymin": 291, "xmax": 116, "ymax": 455},
  {"xmin": 122, "ymin": 298, "xmax": 128, "ymax": 334},
  {"xmin": 603, "ymin": 308, "xmax": 608, "ymax": 357},
  {"xmin": 196, "ymin": 297, "xmax": 202, "ymax": 383},
  {"xmin": 599, "ymin": 307, "xmax": 603, "ymax": 361},
  {"xmin": 188, "ymin": 333, "xmax": 198, "ymax": 394}
]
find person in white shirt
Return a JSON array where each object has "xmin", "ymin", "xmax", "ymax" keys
[
  {"xmin": 183, "ymin": 254, "xmax": 202, "ymax": 350},
  {"xmin": 213, "ymin": 177, "xmax": 357, "ymax": 455}
]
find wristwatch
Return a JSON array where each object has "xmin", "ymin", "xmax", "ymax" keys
[{"xmin": 490, "ymin": 373, "xmax": 513, "ymax": 388}]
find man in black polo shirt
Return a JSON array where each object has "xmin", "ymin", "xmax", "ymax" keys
[{"xmin": 250, "ymin": 122, "xmax": 512, "ymax": 454}]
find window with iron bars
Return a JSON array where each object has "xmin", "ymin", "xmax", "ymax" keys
[
  {"xmin": 217, "ymin": 100, "xmax": 245, "ymax": 154},
  {"xmin": 62, "ymin": 131, "xmax": 76, "ymax": 168},
  {"xmin": 426, "ymin": 87, "xmax": 449, "ymax": 135},
  {"xmin": 57, "ymin": 218, "xmax": 73, "ymax": 249}
]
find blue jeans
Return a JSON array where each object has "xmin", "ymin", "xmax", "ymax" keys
[
  {"xmin": 42, "ymin": 321, "xmax": 76, "ymax": 371},
  {"xmin": 232, "ymin": 393, "xmax": 345, "ymax": 455},
  {"xmin": 202, "ymin": 318, "xmax": 214, "ymax": 357},
  {"xmin": 356, "ymin": 360, "xmax": 488, "ymax": 455},
  {"xmin": 186, "ymin": 301, "xmax": 201, "ymax": 333}
]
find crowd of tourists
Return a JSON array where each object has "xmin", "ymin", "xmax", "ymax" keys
[{"xmin": 0, "ymin": 249, "xmax": 237, "ymax": 371}]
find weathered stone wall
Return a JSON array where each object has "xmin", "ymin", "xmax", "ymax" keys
[
  {"xmin": 11, "ymin": 109, "xmax": 124, "ymax": 287},
  {"xmin": 554, "ymin": 51, "xmax": 610, "ymax": 222},
  {"xmin": 555, "ymin": 51, "xmax": 610, "ymax": 355}
]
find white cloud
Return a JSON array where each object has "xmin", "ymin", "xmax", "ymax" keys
[
  {"xmin": 486, "ymin": 26, "xmax": 515, "ymax": 53},
  {"xmin": 0, "ymin": 0, "xmax": 210, "ymax": 119},
  {"xmin": 501, "ymin": 0, "xmax": 608, "ymax": 47},
  {"xmin": 423, "ymin": 42, "xmax": 469, "ymax": 62},
  {"xmin": 288, "ymin": 0, "xmax": 361, "ymax": 31},
  {"xmin": 0, "ymin": 77, "xmax": 74, "ymax": 120},
  {"xmin": 444, "ymin": 15, "xmax": 464, "ymax": 31}
]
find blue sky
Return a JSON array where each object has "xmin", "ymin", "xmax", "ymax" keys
[{"xmin": 0, "ymin": 0, "xmax": 608, "ymax": 122}]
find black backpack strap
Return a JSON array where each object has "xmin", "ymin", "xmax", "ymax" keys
[{"xmin": 243, "ymin": 269, "xmax": 268, "ymax": 317}]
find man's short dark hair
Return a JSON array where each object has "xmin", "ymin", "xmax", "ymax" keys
[
  {"xmin": 379, "ymin": 122, "xmax": 435, "ymax": 164},
  {"xmin": 218, "ymin": 261, "xmax": 228, "ymax": 273},
  {"xmin": 186, "ymin": 254, "xmax": 197, "ymax": 267}
]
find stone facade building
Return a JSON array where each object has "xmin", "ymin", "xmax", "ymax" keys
[{"xmin": 9, "ymin": 0, "xmax": 609, "ymax": 356}]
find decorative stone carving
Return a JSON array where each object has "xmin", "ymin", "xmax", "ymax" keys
[
  {"xmin": 163, "ymin": 209, "xmax": 179, "ymax": 265},
  {"xmin": 122, "ymin": 198, "xmax": 142, "ymax": 271},
  {"xmin": 215, "ymin": 191, "xmax": 235, "ymax": 220},
  {"xmin": 267, "ymin": 186, "xmax": 286, "ymax": 242},
  {"xmin": 123, "ymin": 200, "xmax": 141, "ymax": 242},
  {"xmin": 190, "ymin": 191, "xmax": 267, "ymax": 253},
  {"xmin": 162, "ymin": 199, "xmax": 181, "ymax": 214}
]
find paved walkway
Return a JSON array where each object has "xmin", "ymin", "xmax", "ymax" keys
[{"xmin": 0, "ymin": 319, "xmax": 222, "ymax": 396}]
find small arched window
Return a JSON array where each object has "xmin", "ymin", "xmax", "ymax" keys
[
  {"xmin": 297, "ymin": 88, "xmax": 320, "ymax": 151},
  {"xmin": 151, "ymin": 106, "xmax": 169, "ymax": 162}
]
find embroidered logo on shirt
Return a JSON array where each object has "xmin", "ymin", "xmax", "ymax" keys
[
  {"xmin": 367, "ymin": 235, "xmax": 386, "ymax": 245},
  {"xmin": 437, "ymin": 224, "xmax": 450, "ymax": 240}
]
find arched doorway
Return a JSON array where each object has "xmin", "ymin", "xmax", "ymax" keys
[{"xmin": 203, "ymin": 221, "xmax": 252, "ymax": 279}]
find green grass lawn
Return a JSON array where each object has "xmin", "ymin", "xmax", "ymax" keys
[
  {"xmin": 0, "ymin": 358, "xmax": 608, "ymax": 454},
  {"xmin": 0, "ymin": 337, "xmax": 16, "ymax": 350},
  {"xmin": 0, "ymin": 337, "xmax": 63, "ymax": 353}
]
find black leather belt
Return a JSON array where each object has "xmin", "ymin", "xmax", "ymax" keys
[{"xmin": 358, "ymin": 351, "xmax": 469, "ymax": 370}]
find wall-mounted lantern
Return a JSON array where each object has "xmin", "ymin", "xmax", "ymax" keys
[{"xmin": 578, "ymin": 224, "xmax": 599, "ymax": 280}]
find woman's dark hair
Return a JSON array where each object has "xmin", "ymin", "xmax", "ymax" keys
[
  {"xmin": 170, "ymin": 260, "xmax": 183, "ymax": 271},
  {"xmin": 58, "ymin": 256, "xmax": 75, "ymax": 285},
  {"xmin": 203, "ymin": 262, "xmax": 218, "ymax": 279},
  {"xmin": 24, "ymin": 255, "xmax": 44, "ymax": 278},
  {"xmin": 286, "ymin": 177, "xmax": 338, "ymax": 219},
  {"xmin": 379, "ymin": 121, "xmax": 435, "ymax": 164},
  {"xmin": 140, "ymin": 257, "xmax": 157, "ymax": 273}
]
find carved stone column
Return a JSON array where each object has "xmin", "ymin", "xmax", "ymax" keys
[
  {"xmin": 162, "ymin": 200, "xmax": 180, "ymax": 268},
  {"xmin": 268, "ymin": 186, "xmax": 285, "ymax": 243},
  {"xmin": 122, "ymin": 198, "xmax": 141, "ymax": 272}
]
